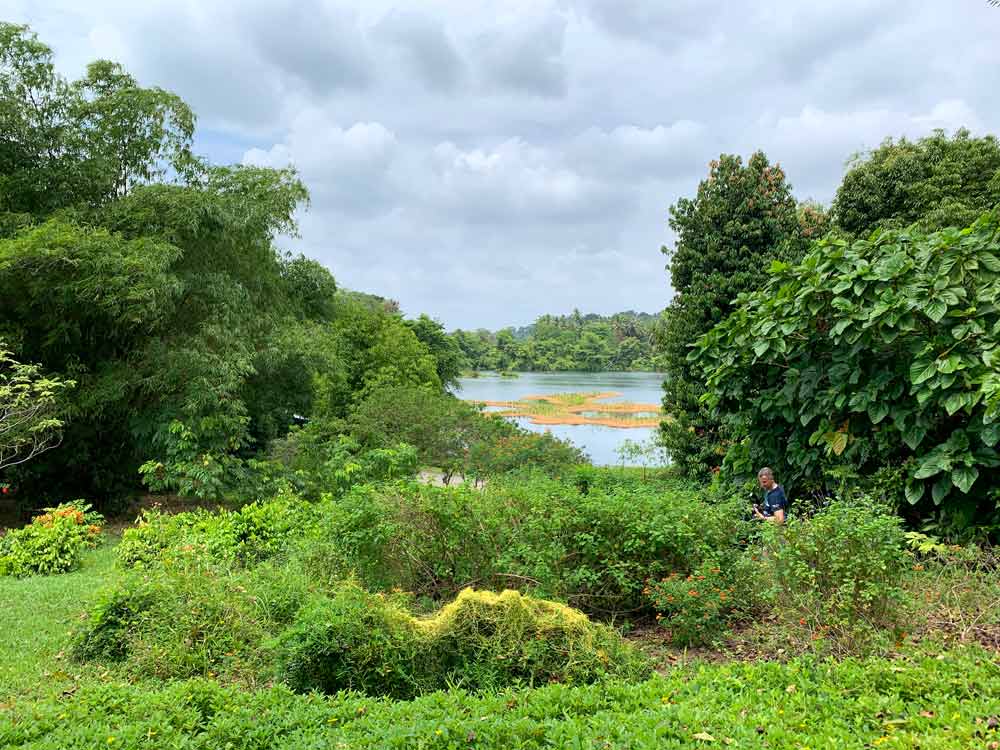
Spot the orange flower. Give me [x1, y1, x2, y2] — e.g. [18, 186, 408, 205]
[688, 590, 699, 597]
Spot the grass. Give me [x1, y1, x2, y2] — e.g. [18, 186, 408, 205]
[471, 391, 663, 428]
[0, 541, 124, 701]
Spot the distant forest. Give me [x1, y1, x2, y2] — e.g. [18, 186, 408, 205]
[451, 310, 665, 372]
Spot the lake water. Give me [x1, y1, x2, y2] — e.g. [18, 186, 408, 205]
[453, 371, 665, 466]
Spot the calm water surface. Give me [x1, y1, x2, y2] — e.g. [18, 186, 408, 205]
[453, 371, 665, 466]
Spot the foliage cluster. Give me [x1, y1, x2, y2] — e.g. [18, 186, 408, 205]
[0, 24, 449, 509]
[248, 431, 419, 502]
[304, 474, 745, 616]
[695, 210, 1000, 534]
[116, 496, 313, 569]
[341, 384, 585, 482]
[453, 309, 665, 373]
[73, 549, 645, 696]
[659, 152, 816, 478]
[762, 503, 910, 643]
[0, 500, 103, 576]
[6, 648, 999, 749]
[276, 585, 648, 698]
[832, 128, 1000, 237]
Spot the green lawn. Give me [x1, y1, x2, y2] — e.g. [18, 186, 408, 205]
[0, 542, 122, 701]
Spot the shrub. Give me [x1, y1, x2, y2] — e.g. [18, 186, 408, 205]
[250, 429, 419, 502]
[695, 210, 1000, 534]
[0, 501, 103, 576]
[72, 551, 314, 680]
[274, 585, 648, 698]
[762, 502, 910, 638]
[116, 496, 315, 569]
[645, 553, 762, 647]
[305, 474, 747, 616]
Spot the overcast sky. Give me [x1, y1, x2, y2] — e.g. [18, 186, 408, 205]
[10, 1, 1000, 329]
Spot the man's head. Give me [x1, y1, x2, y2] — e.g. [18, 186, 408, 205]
[757, 467, 776, 490]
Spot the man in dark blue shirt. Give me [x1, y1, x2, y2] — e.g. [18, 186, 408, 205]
[753, 467, 787, 524]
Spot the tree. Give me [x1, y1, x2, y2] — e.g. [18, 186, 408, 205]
[405, 314, 464, 390]
[659, 152, 806, 478]
[832, 129, 1000, 237]
[0, 344, 73, 470]
[694, 210, 1000, 536]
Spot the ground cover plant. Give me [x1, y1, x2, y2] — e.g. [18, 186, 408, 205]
[2, 647, 998, 749]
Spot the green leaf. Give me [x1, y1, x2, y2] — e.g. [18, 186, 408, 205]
[943, 392, 966, 416]
[931, 475, 951, 504]
[905, 480, 925, 505]
[868, 402, 889, 424]
[752, 341, 769, 357]
[769, 260, 790, 273]
[909, 360, 936, 385]
[981, 422, 1000, 448]
[979, 252, 1000, 272]
[923, 300, 948, 323]
[914, 454, 948, 479]
[951, 465, 979, 494]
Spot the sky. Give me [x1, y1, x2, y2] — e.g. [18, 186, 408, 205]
[9, 1, 1000, 329]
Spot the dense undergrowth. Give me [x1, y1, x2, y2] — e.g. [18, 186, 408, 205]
[2, 648, 997, 749]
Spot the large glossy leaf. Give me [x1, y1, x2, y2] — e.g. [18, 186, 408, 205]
[931, 474, 951, 504]
[868, 402, 889, 424]
[909, 360, 936, 385]
[923, 300, 948, 323]
[905, 480, 924, 505]
[951, 465, 979, 494]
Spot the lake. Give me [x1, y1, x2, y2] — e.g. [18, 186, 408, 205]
[453, 371, 665, 466]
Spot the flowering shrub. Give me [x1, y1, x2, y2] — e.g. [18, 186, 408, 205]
[645, 558, 749, 646]
[0, 501, 104, 576]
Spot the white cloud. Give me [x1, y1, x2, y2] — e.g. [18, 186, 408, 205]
[9, 0, 1000, 327]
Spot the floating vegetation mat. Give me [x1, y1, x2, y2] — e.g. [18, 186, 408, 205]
[469, 391, 663, 428]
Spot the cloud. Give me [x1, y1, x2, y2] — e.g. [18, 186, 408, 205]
[373, 10, 464, 92]
[242, 0, 373, 94]
[9, 0, 1000, 328]
[474, 16, 569, 98]
[244, 113, 399, 216]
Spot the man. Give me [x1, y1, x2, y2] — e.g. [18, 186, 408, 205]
[753, 467, 786, 524]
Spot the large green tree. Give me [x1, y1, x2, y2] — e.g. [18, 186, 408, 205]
[695, 210, 1000, 536]
[659, 152, 806, 478]
[832, 129, 1000, 237]
[0, 24, 447, 505]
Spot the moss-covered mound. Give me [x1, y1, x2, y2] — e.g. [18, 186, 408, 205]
[275, 585, 649, 698]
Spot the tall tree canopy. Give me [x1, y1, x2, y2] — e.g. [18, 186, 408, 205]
[832, 129, 1000, 237]
[659, 152, 809, 478]
[0, 24, 444, 507]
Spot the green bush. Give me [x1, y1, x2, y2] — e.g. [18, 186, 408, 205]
[695, 210, 1000, 534]
[72, 551, 313, 680]
[763, 502, 910, 638]
[0, 501, 104, 577]
[306, 474, 747, 615]
[274, 585, 648, 699]
[116, 496, 315, 569]
[645, 553, 762, 647]
[249, 430, 419, 502]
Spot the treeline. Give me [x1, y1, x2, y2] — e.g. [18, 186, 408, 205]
[0, 24, 576, 512]
[452, 310, 665, 373]
[661, 130, 1000, 538]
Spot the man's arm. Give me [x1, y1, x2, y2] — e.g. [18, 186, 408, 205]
[771, 508, 785, 524]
